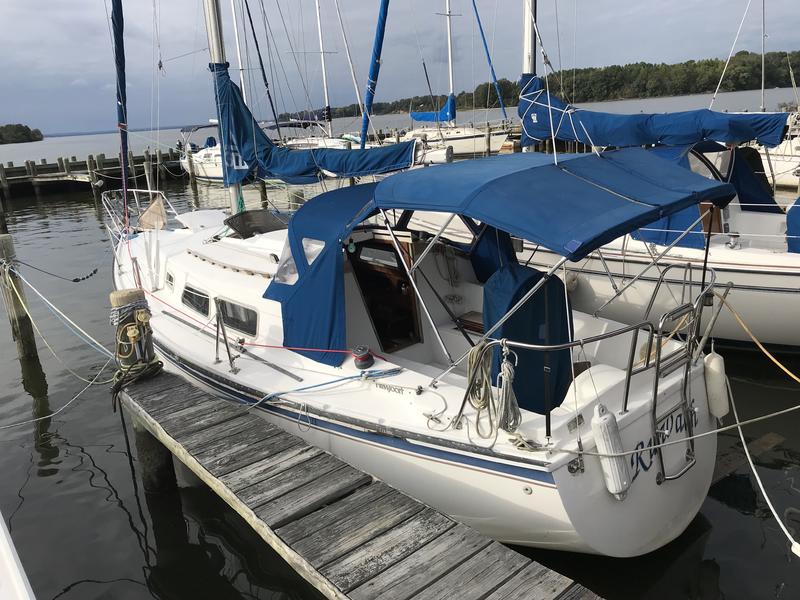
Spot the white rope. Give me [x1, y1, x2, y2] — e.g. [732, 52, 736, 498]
[728, 377, 800, 557]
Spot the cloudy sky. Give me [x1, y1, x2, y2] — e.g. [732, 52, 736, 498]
[0, 0, 795, 134]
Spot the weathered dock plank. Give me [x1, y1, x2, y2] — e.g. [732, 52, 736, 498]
[119, 372, 601, 600]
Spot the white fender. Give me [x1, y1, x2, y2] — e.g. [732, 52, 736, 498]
[704, 351, 729, 419]
[591, 403, 631, 500]
[565, 271, 580, 293]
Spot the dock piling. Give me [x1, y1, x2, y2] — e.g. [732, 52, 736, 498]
[131, 416, 177, 493]
[0, 164, 9, 196]
[185, 146, 197, 187]
[0, 234, 39, 360]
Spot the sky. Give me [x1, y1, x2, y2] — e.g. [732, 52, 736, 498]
[0, 0, 796, 134]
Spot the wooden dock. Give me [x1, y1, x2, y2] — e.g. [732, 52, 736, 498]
[0, 149, 183, 197]
[119, 372, 602, 600]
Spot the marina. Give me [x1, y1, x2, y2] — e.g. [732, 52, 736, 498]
[2, 0, 800, 598]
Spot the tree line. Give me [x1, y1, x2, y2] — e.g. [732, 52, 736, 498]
[0, 124, 44, 145]
[282, 50, 798, 120]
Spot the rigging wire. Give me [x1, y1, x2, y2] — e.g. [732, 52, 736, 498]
[273, 0, 316, 114]
[710, 0, 753, 109]
[242, 0, 283, 137]
[552, 0, 565, 97]
[0, 359, 113, 431]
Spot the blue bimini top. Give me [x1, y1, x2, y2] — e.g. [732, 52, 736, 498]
[265, 148, 736, 365]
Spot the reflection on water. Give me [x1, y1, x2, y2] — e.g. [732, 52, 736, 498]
[0, 180, 799, 599]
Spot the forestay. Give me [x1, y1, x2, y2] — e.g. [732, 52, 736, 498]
[265, 148, 736, 366]
[518, 75, 790, 149]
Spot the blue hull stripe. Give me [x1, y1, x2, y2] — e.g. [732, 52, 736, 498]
[157, 345, 557, 486]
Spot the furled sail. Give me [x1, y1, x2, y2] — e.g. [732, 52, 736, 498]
[211, 62, 416, 185]
[517, 74, 789, 149]
[410, 93, 457, 123]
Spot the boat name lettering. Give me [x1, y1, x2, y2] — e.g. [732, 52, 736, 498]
[630, 405, 698, 482]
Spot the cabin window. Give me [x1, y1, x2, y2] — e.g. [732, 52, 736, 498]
[166, 271, 174, 290]
[218, 300, 258, 337]
[302, 238, 325, 266]
[182, 285, 209, 315]
[274, 242, 299, 285]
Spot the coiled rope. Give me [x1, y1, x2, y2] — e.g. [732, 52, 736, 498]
[459, 341, 521, 440]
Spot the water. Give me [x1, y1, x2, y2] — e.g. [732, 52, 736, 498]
[0, 183, 323, 600]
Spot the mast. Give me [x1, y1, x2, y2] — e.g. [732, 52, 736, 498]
[522, 0, 537, 75]
[360, 0, 390, 149]
[229, 0, 248, 105]
[445, 0, 454, 97]
[315, 0, 333, 137]
[760, 0, 765, 112]
[110, 0, 129, 196]
[204, 0, 242, 214]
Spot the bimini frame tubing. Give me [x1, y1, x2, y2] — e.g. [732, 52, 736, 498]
[593, 209, 710, 315]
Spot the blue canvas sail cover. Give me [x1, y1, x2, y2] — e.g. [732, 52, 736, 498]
[265, 148, 735, 365]
[210, 63, 416, 185]
[410, 94, 457, 122]
[518, 74, 790, 149]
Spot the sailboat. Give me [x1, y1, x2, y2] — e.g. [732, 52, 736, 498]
[181, 0, 416, 183]
[517, 70, 800, 347]
[106, 0, 740, 557]
[399, 0, 509, 157]
[761, 114, 800, 188]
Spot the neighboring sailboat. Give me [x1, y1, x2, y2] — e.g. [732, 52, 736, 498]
[399, 0, 509, 157]
[516, 72, 800, 347]
[760, 112, 800, 188]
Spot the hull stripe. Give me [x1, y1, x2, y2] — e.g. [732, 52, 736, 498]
[155, 342, 557, 487]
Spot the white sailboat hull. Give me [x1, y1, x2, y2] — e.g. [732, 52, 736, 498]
[760, 137, 800, 189]
[403, 127, 509, 157]
[151, 331, 715, 557]
[526, 240, 800, 347]
[180, 146, 224, 183]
